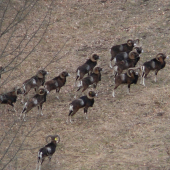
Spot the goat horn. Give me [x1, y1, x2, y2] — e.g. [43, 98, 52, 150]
[127, 68, 134, 77]
[38, 86, 45, 95]
[90, 54, 97, 62]
[129, 51, 136, 59]
[127, 39, 133, 46]
[46, 135, 60, 143]
[155, 53, 163, 61]
[37, 72, 43, 78]
[46, 135, 53, 143]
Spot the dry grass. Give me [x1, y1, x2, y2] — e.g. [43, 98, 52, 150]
[1, 0, 170, 169]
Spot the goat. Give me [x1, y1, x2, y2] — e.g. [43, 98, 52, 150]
[21, 86, 47, 121]
[113, 46, 143, 65]
[0, 87, 23, 112]
[112, 67, 140, 97]
[44, 71, 70, 99]
[21, 69, 48, 103]
[110, 39, 139, 68]
[75, 54, 100, 86]
[36, 135, 60, 170]
[140, 53, 167, 86]
[68, 91, 97, 123]
[112, 49, 141, 77]
[77, 67, 102, 92]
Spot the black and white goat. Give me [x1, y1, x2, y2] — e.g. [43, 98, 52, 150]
[77, 67, 102, 92]
[140, 53, 167, 86]
[112, 49, 141, 77]
[36, 135, 60, 170]
[21, 69, 48, 103]
[112, 67, 140, 97]
[113, 46, 143, 65]
[68, 91, 97, 123]
[0, 87, 23, 112]
[21, 86, 47, 121]
[75, 54, 100, 86]
[110, 39, 139, 68]
[45, 71, 70, 99]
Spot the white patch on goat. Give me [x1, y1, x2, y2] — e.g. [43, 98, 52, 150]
[77, 80, 82, 87]
[32, 78, 36, 84]
[78, 99, 84, 106]
[55, 81, 58, 87]
[125, 61, 129, 67]
[151, 61, 155, 68]
[113, 65, 118, 72]
[113, 58, 116, 63]
[32, 98, 38, 105]
[77, 69, 80, 77]
[44, 85, 50, 94]
[47, 147, 52, 153]
[120, 74, 125, 81]
[0, 95, 3, 101]
[24, 102, 27, 108]
[86, 65, 90, 71]
[69, 104, 73, 111]
[23, 84, 26, 92]
[123, 52, 128, 59]
[109, 61, 113, 68]
[119, 45, 123, 51]
[89, 76, 94, 82]
[112, 90, 115, 97]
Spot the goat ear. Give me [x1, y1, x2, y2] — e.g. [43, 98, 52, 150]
[127, 40, 133, 46]
[37, 72, 43, 78]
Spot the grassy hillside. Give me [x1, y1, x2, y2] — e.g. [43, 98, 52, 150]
[1, 0, 170, 169]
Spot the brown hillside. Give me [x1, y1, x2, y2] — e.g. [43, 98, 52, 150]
[1, 0, 170, 169]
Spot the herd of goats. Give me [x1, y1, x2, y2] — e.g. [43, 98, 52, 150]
[0, 39, 168, 169]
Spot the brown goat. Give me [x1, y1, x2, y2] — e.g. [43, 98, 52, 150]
[21, 86, 47, 121]
[68, 91, 97, 123]
[140, 53, 167, 86]
[44, 71, 70, 99]
[21, 69, 48, 103]
[75, 54, 100, 86]
[77, 67, 102, 92]
[0, 87, 23, 112]
[112, 67, 140, 97]
[110, 39, 139, 68]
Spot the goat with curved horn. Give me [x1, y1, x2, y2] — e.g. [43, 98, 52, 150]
[140, 53, 167, 86]
[110, 39, 140, 68]
[112, 67, 140, 97]
[21, 86, 47, 121]
[36, 135, 60, 170]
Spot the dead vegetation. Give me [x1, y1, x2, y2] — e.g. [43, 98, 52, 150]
[1, 0, 170, 169]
